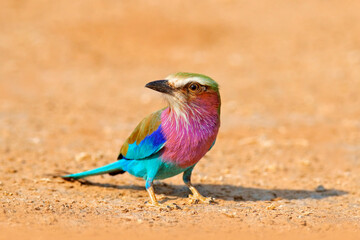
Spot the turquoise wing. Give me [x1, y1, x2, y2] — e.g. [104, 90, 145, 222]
[118, 109, 166, 160]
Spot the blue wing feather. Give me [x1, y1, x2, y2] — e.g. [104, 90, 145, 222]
[123, 124, 166, 160]
[118, 109, 166, 160]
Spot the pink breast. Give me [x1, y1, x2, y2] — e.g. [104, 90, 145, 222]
[160, 106, 220, 168]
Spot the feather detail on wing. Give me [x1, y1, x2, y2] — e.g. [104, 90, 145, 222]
[118, 109, 166, 160]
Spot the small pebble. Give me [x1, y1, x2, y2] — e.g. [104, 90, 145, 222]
[75, 152, 92, 162]
[171, 203, 181, 210]
[191, 210, 198, 215]
[266, 203, 277, 210]
[221, 209, 237, 218]
[6, 169, 17, 174]
[315, 185, 326, 192]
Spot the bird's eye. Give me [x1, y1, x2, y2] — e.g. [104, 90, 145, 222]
[188, 83, 200, 92]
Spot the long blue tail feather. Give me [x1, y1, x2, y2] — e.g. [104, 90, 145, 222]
[62, 161, 124, 180]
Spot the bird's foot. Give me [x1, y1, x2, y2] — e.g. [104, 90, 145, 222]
[188, 194, 216, 204]
[145, 201, 178, 211]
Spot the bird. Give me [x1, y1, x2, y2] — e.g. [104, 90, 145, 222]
[62, 72, 221, 206]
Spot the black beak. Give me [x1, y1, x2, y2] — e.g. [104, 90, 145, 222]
[145, 80, 174, 95]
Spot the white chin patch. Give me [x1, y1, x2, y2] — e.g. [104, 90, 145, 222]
[162, 92, 189, 122]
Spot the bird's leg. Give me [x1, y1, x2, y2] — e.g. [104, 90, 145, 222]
[145, 180, 160, 206]
[183, 166, 214, 204]
[145, 180, 175, 209]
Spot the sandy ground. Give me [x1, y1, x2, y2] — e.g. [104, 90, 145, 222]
[1, 0, 360, 239]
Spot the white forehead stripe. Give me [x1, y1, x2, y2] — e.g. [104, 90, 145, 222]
[166, 76, 209, 88]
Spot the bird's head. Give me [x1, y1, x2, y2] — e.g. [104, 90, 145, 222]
[146, 72, 221, 116]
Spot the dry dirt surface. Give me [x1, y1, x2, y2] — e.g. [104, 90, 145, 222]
[1, 1, 360, 239]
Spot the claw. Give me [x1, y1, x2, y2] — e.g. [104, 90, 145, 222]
[187, 185, 216, 204]
[188, 194, 216, 204]
[145, 201, 174, 210]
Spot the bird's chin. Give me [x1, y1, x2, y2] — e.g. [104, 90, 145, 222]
[162, 93, 186, 109]
[162, 93, 174, 104]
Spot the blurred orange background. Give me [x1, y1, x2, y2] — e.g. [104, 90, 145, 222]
[1, 1, 360, 239]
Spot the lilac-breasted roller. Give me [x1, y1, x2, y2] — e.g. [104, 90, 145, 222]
[62, 72, 221, 206]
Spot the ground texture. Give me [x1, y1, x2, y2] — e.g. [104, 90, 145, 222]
[1, 1, 360, 239]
